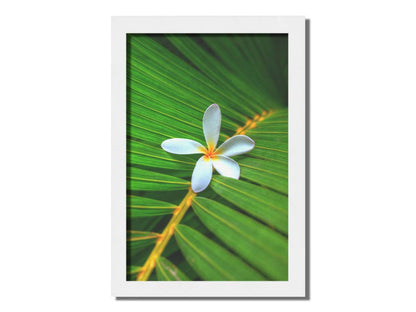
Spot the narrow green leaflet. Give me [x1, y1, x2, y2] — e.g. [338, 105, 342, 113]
[247, 148, 288, 164]
[129, 153, 192, 172]
[192, 197, 288, 280]
[128, 139, 196, 171]
[248, 136, 288, 153]
[128, 196, 177, 217]
[251, 122, 288, 132]
[127, 265, 141, 275]
[239, 157, 288, 177]
[250, 137, 288, 152]
[127, 265, 141, 280]
[239, 158, 288, 194]
[128, 100, 204, 136]
[127, 167, 190, 191]
[129, 112, 201, 142]
[156, 257, 190, 281]
[210, 176, 288, 234]
[127, 230, 159, 251]
[175, 225, 266, 281]
[247, 124, 287, 153]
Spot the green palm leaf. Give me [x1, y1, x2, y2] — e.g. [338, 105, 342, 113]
[128, 167, 190, 191]
[192, 197, 288, 280]
[128, 196, 177, 217]
[156, 257, 190, 281]
[127, 231, 160, 250]
[210, 177, 288, 233]
[175, 225, 266, 281]
[239, 157, 288, 193]
[126, 34, 288, 281]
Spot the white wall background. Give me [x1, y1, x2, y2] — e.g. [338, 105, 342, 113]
[1, 1, 415, 311]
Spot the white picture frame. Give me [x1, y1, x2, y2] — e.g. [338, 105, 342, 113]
[112, 16, 306, 298]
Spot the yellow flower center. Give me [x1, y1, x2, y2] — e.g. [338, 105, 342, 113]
[202, 146, 217, 160]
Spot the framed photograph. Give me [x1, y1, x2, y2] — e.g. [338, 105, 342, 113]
[112, 16, 305, 297]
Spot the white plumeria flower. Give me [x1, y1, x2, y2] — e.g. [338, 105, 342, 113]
[161, 104, 255, 193]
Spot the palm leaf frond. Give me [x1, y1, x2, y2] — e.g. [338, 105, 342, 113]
[127, 34, 288, 281]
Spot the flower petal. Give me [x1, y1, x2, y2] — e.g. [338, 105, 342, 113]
[161, 138, 205, 155]
[216, 135, 255, 157]
[212, 155, 240, 179]
[203, 103, 221, 149]
[191, 156, 213, 193]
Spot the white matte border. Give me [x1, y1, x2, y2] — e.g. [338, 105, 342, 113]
[112, 16, 305, 297]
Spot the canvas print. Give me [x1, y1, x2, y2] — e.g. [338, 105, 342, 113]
[126, 34, 288, 281]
